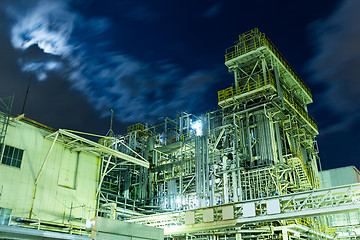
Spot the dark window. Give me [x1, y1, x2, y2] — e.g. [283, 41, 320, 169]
[1, 145, 24, 168]
[0, 207, 12, 225]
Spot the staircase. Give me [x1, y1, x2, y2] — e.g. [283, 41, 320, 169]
[289, 155, 312, 190]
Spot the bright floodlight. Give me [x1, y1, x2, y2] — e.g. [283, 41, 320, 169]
[191, 120, 203, 136]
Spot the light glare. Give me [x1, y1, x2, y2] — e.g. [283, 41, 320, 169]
[191, 120, 202, 136]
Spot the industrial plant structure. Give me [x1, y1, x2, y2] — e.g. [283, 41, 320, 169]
[1, 29, 360, 240]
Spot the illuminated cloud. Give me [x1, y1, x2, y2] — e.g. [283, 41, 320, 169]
[9, 1, 75, 56]
[204, 3, 222, 18]
[6, 0, 221, 123]
[20, 60, 62, 81]
[307, 0, 360, 134]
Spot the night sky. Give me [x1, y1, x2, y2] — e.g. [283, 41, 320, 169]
[0, 0, 359, 171]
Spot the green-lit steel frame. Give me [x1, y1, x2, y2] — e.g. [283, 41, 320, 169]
[127, 183, 360, 238]
[0, 95, 14, 161]
[95, 29, 332, 239]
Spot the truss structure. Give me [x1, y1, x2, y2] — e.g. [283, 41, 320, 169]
[22, 28, 348, 240]
[44, 129, 150, 219]
[127, 183, 360, 238]
[84, 29, 338, 239]
[0, 95, 13, 160]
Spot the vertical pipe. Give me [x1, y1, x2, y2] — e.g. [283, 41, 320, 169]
[165, 118, 167, 145]
[210, 171, 215, 206]
[261, 58, 267, 83]
[257, 113, 264, 165]
[233, 114, 241, 201]
[274, 66, 284, 109]
[195, 136, 203, 206]
[232, 170, 238, 202]
[179, 146, 183, 203]
[275, 122, 283, 164]
[180, 112, 183, 135]
[246, 112, 253, 167]
[234, 68, 239, 92]
[204, 137, 210, 204]
[187, 116, 190, 137]
[202, 137, 206, 207]
[265, 112, 275, 165]
[282, 228, 288, 240]
[222, 155, 229, 203]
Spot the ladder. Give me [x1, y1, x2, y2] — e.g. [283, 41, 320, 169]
[289, 156, 312, 190]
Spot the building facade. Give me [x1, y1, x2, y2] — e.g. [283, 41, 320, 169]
[0, 115, 99, 231]
[1, 29, 360, 239]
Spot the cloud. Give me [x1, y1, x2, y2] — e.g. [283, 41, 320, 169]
[204, 3, 222, 18]
[9, 1, 75, 56]
[307, 0, 360, 135]
[6, 0, 222, 124]
[20, 60, 62, 81]
[124, 5, 160, 22]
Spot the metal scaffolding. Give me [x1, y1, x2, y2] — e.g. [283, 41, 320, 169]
[127, 183, 360, 238]
[0, 95, 14, 161]
[95, 29, 335, 239]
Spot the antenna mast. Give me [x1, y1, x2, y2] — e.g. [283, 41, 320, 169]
[21, 74, 32, 114]
[106, 108, 114, 137]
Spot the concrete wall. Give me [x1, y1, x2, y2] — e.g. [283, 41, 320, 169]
[0, 118, 100, 223]
[93, 217, 164, 240]
[320, 166, 360, 189]
[319, 166, 360, 230]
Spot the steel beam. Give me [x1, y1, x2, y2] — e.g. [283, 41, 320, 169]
[55, 129, 149, 168]
[127, 184, 360, 235]
[0, 225, 91, 240]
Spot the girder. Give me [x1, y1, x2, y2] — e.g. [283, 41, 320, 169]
[127, 183, 360, 236]
[45, 129, 149, 168]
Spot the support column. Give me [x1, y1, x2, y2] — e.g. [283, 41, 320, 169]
[232, 170, 238, 202]
[233, 114, 242, 201]
[282, 227, 288, 240]
[268, 112, 278, 164]
[234, 68, 239, 92]
[222, 155, 229, 203]
[274, 66, 284, 109]
[246, 112, 253, 167]
[261, 57, 267, 81]
[236, 233, 242, 240]
[29, 132, 59, 219]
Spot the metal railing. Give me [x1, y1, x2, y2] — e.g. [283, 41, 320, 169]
[281, 87, 318, 132]
[218, 71, 276, 102]
[287, 152, 313, 190]
[225, 28, 312, 100]
[127, 123, 145, 133]
[296, 218, 336, 236]
[217, 71, 318, 133]
[127, 183, 360, 236]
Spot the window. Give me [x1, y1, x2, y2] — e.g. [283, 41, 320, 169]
[1, 145, 24, 168]
[0, 207, 12, 225]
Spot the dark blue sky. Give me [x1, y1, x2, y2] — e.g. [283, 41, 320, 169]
[0, 0, 359, 170]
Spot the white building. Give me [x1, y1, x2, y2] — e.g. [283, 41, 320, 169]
[0, 115, 99, 229]
[320, 166, 360, 189]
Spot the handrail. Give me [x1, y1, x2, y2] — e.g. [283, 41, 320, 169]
[287, 152, 313, 189]
[217, 71, 318, 133]
[296, 218, 336, 236]
[127, 123, 145, 133]
[281, 87, 318, 132]
[218, 71, 275, 102]
[225, 28, 312, 100]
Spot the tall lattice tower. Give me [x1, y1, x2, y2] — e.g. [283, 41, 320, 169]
[217, 28, 320, 198]
[96, 29, 322, 219]
[118, 29, 332, 240]
[0, 96, 14, 160]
